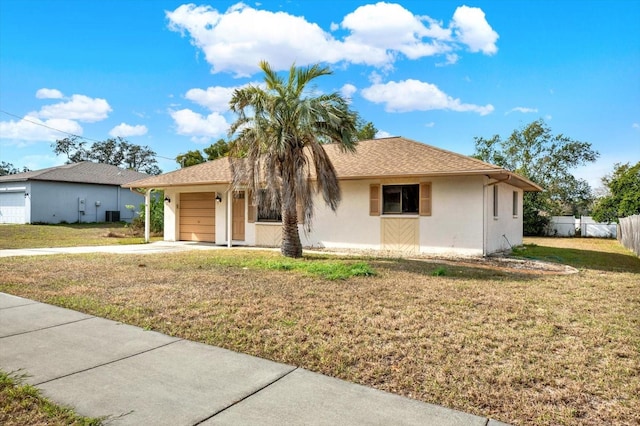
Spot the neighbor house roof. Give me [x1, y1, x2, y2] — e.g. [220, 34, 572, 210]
[0, 162, 150, 186]
[124, 137, 542, 191]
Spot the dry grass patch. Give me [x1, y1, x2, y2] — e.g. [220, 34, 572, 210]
[0, 370, 100, 426]
[1, 241, 638, 425]
[0, 223, 162, 249]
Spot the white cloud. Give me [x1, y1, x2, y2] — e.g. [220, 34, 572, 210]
[1, 90, 111, 144]
[361, 79, 494, 115]
[170, 109, 229, 142]
[38, 94, 112, 122]
[166, 2, 498, 76]
[506, 107, 538, 115]
[0, 114, 83, 143]
[424, 122, 435, 128]
[368, 71, 383, 84]
[109, 123, 148, 137]
[35, 88, 63, 99]
[632, 123, 639, 129]
[167, 3, 342, 76]
[340, 83, 357, 100]
[451, 6, 498, 55]
[436, 53, 459, 67]
[340, 2, 453, 62]
[376, 130, 392, 138]
[185, 85, 243, 112]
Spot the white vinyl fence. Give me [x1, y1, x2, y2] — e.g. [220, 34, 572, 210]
[547, 216, 617, 238]
[580, 216, 617, 238]
[618, 215, 640, 256]
[547, 216, 577, 237]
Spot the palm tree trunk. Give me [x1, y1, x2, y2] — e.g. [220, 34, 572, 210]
[281, 203, 302, 258]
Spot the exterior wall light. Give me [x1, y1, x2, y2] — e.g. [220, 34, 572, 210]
[164, 196, 171, 203]
[215, 194, 222, 203]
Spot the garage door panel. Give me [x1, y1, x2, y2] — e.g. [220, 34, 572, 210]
[181, 192, 215, 201]
[180, 216, 215, 226]
[0, 192, 26, 224]
[180, 208, 215, 217]
[179, 232, 215, 242]
[179, 192, 215, 242]
[180, 224, 215, 233]
[180, 200, 214, 209]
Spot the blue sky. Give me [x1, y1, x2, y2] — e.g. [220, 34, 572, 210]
[1, 0, 638, 189]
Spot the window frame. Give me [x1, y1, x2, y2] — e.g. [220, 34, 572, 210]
[370, 182, 431, 216]
[382, 184, 420, 215]
[493, 185, 499, 218]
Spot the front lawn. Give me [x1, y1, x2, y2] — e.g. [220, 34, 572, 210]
[0, 223, 161, 249]
[0, 239, 638, 425]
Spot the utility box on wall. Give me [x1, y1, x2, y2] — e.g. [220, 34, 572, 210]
[78, 198, 86, 212]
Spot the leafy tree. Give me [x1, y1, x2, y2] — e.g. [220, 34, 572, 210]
[0, 161, 30, 176]
[120, 142, 161, 175]
[176, 150, 205, 168]
[176, 139, 230, 168]
[229, 61, 358, 258]
[52, 137, 161, 175]
[473, 119, 599, 235]
[592, 162, 640, 223]
[204, 139, 230, 160]
[356, 119, 377, 141]
[52, 136, 89, 163]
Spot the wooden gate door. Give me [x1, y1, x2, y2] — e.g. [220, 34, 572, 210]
[232, 191, 245, 241]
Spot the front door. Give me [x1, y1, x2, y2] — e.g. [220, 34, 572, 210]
[232, 191, 245, 241]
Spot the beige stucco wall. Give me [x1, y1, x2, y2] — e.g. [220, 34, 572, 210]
[162, 177, 524, 255]
[298, 176, 488, 255]
[485, 182, 524, 254]
[419, 176, 484, 255]
[300, 179, 382, 250]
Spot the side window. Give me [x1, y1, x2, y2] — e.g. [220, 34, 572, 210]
[370, 183, 431, 216]
[382, 184, 419, 214]
[512, 191, 518, 217]
[493, 185, 499, 218]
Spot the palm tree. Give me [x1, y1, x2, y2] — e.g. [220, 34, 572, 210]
[228, 61, 358, 258]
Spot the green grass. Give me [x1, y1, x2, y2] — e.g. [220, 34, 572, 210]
[0, 370, 102, 426]
[514, 237, 640, 272]
[247, 258, 376, 280]
[0, 223, 162, 249]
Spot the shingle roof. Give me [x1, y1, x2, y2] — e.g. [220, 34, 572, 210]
[124, 137, 542, 191]
[0, 162, 150, 186]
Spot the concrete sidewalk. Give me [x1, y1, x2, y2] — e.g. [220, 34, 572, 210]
[0, 241, 226, 258]
[0, 293, 509, 425]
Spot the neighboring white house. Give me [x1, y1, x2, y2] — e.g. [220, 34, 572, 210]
[124, 137, 542, 256]
[0, 162, 149, 224]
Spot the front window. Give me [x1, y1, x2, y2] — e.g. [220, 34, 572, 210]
[258, 205, 282, 222]
[383, 184, 419, 214]
[257, 190, 282, 222]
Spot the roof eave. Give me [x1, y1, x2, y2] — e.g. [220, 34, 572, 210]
[122, 180, 231, 189]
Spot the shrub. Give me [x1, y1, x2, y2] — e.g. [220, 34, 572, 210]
[131, 192, 164, 234]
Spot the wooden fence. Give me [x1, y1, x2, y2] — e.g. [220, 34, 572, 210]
[618, 215, 640, 256]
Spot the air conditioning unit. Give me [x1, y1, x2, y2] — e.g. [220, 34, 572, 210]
[105, 211, 120, 222]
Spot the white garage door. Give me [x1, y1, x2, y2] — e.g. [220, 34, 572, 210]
[0, 192, 26, 224]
